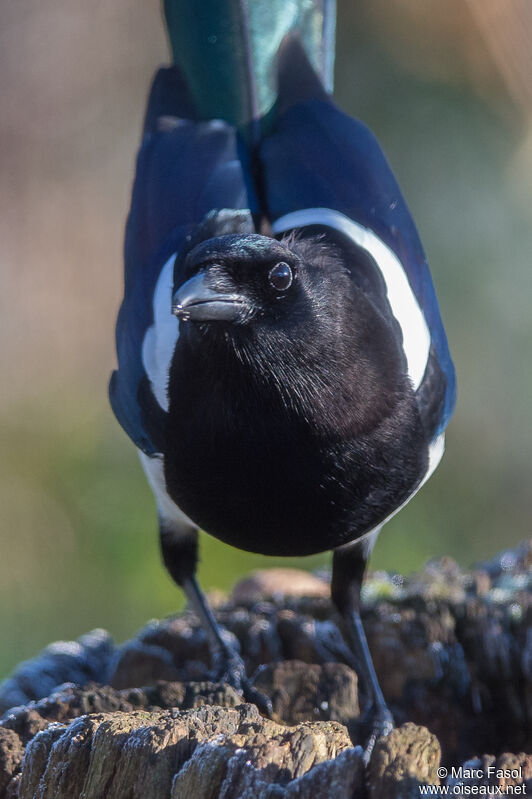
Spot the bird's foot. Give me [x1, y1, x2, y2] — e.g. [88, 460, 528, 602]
[211, 648, 273, 717]
[313, 619, 360, 669]
[360, 704, 394, 764]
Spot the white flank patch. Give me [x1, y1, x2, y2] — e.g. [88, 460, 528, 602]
[138, 449, 195, 530]
[354, 432, 446, 547]
[423, 432, 446, 486]
[141, 255, 179, 412]
[272, 208, 431, 390]
[382, 432, 446, 523]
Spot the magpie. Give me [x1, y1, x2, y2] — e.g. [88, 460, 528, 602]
[110, 7, 455, 754]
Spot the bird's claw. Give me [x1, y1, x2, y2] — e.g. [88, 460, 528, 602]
[210, 650, 273, 717]
[241, 681, 274, 717]
[361, 705, 394, 764]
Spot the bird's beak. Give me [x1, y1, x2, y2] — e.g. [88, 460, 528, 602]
[172, 271, 249, 322]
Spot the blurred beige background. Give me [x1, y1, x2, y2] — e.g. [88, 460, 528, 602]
[1, 1, 531, 678]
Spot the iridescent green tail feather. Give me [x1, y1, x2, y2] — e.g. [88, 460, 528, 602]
[163, 0, 336, 130]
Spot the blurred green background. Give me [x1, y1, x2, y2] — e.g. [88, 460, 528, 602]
[1, 0, 531, 680]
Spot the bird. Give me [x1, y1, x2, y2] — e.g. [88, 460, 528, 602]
[109, 0, 456, 755]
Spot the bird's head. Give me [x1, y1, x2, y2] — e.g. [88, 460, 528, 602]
[172, 232, 351, 334]
[170, 231, 410, 432]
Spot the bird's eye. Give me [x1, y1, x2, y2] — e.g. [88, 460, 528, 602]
[268, 262, 293, 292]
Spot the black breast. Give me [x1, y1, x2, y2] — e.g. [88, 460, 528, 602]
[163, 329, 428, 556]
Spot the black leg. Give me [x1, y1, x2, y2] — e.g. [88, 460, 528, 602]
[159, 520, 272, 715]
[331, 529, 393, 760]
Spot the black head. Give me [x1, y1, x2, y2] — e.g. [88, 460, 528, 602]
[172, 232, 351, 334]
[170, 230, 412, 436]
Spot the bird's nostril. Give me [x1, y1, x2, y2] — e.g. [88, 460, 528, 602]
[173, 304, 190, 321]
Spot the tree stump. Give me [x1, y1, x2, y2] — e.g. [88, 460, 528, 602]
[1, 541, 532, 797]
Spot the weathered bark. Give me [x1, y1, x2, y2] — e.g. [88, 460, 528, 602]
[15, 704, 361, 799]
[1, 541, 532, 797]
[0, 729, 23, 797]
[367, 723, 441, 798]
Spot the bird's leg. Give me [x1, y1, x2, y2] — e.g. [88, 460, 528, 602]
[159, 522, 272, 715]
[331, 530, 393, 761]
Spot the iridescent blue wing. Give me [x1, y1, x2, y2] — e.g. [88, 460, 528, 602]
[259, 43, 456, 437]
[110, 69, 252, 454]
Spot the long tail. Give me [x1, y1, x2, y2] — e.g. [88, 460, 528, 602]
[163, 0, 336, 137]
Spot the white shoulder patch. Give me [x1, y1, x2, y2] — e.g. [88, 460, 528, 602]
[272, 208, 431, 390]
[141, 255, 179, 412]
